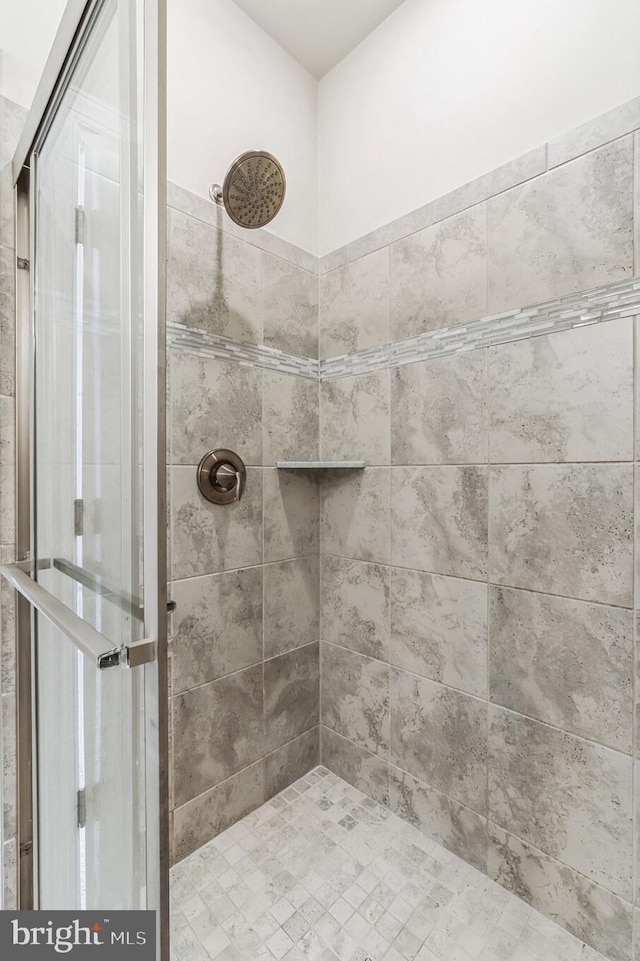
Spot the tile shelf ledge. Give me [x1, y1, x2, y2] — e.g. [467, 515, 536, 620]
[276, 461, 366, 470]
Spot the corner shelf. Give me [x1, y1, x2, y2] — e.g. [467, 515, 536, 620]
[276, 461, 365, 470]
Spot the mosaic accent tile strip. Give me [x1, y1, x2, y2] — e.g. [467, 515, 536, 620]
[169, 275, 640, 385]
[170, 767, 610, 961]
[320, 275, 640, 381]
[168, 322, 319, 380]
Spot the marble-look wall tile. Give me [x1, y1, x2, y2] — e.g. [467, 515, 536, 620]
[321, 555, 389, 661]
[263, 372, 318, 465]
[390, 669, 487, 814]
[264, 642, 320, 752]
[319, 248, 389, 360]
[635, 760, 640, 905]
[173, 761, 265, 863]
[390, 569, 487, 698]
[487, 138, 634, 314]
[320, 727, 390, 807]
[170, 568, 263, 694]
[389, 205, 487, 341]
[0, 244, 16, 397]
[0, 166, 14, 252]
[320, 371, 390, 465]
[391, 351, 487, 465]
[169, 352, 263, 466]
[0, 395, 15, 466]
[489, 464, 633, 607]
[170, 465, 262, 578]
[172, 664, 263, 805]
[391, 466, 488, 579]
[1, 465, 15, 545]
[262, 253, 318, 359]
[488, 824, 633, 961]
[321, 643, 389, 756]
[0, 97, 26, 168]
[635, 133, 640, 277]
[264, 556, 319, 658]
[0, 545, 16, 695]
[167, 183, 317, 272]
[389, 766, 487, 872]
[167, 207, 262, 344]
[489, 586, 632, 753]
[3, 838, 17, 909]
[321, 468, 390, 564]
[488, 318, 633, 463]
[263, 469, 319, 562]
[264, 727, 320, 798]
[346, 148, 546, 267]
[488, 707, 633, 898]
[1, 98, 26, 252]
[2, 692, 16, 841]
[637, 318, 640, 457]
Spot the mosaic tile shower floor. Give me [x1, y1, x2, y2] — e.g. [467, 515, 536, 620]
[170, 767, 607, 961]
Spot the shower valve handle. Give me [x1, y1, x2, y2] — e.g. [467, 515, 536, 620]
[196, 449, 246, 505]
[214, 462, 243, 502]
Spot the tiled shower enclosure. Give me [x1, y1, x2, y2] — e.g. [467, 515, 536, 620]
[166, 97, 640, 961]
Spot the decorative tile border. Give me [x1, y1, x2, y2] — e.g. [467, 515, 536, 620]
[167, 322, 319, 380]
[169, 274, 640, 383]
[320, 275, 640, 380]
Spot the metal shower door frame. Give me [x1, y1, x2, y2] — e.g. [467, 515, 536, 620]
[10, 0, 169, 956]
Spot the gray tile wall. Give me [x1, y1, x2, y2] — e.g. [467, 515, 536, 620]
[316, 112, 640, 961]
[318, 312, 638, 961]
[166, 199, 321, 863]
[0, 93, 26, 910]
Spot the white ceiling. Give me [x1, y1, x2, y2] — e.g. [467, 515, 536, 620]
[231, 0, 408, 79]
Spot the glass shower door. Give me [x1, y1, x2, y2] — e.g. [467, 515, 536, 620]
[2, 0, 167, 940]
[32, 0, 147, 908]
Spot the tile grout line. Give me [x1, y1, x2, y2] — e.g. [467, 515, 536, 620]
[317, 729, 637, 914]
[320, 637, 635, 761]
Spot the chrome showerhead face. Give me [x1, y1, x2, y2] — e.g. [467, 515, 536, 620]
[210, 150, 286, 228]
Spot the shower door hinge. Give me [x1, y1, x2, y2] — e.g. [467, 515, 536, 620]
[16, 257, 29, 270]
[74, 499, 84, 537]
[77, 788, 87, 829]
[74, 205, 85, 246]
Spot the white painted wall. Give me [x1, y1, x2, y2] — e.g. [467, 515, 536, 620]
[0, 0, 67, 107]
[167, 0, 318, 253]
[318, 0, 640, 254]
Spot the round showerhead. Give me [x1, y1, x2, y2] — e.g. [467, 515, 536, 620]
[209, 150, 286, 229]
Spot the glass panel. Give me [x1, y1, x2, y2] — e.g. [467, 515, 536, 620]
[32, 0, 147, 909]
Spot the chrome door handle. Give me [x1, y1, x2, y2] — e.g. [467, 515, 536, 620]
[0, 563, 156, 670]
[196, 449, 246, 505]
